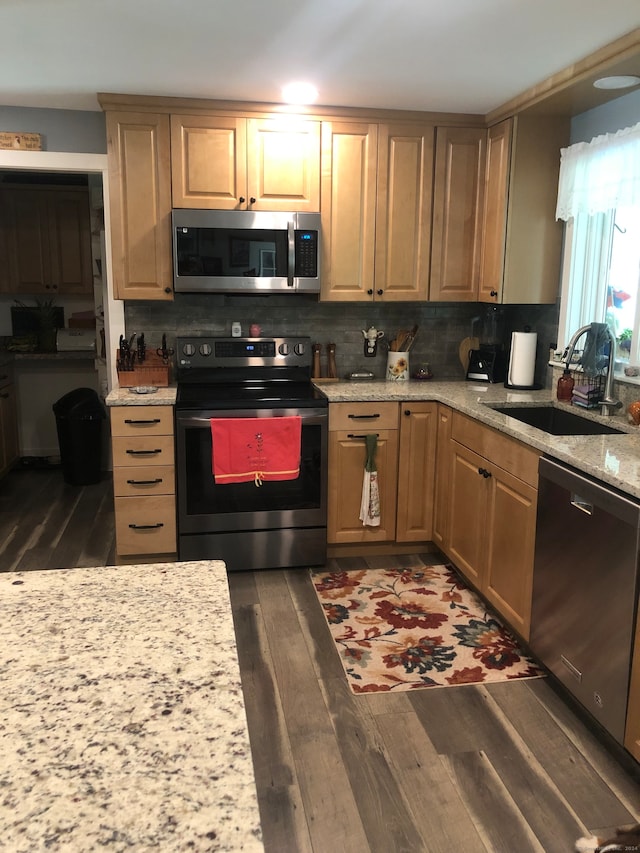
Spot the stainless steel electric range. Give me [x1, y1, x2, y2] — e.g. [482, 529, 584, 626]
[174, 336, 328, 571]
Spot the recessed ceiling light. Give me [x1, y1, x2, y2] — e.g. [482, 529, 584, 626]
[281, 82, 318, 105]
[593, 75, 640, 90]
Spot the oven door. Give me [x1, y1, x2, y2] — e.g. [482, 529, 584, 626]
[175, 406, 327, 570]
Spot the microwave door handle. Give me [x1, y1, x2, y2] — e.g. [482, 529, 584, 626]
[287, 220, 295, 288]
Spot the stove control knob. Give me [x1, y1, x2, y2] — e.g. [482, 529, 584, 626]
[278, 342, 290, 355]
[182, 343, 196, 357]
[294, 342, 306, 356]
[199, 343, 212, 356]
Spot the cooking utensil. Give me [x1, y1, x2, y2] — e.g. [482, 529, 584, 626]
[458, 335, 480, 371]
[156, 333, 175, 364]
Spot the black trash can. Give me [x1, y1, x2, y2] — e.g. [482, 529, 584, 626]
[53, 388, 106, 485]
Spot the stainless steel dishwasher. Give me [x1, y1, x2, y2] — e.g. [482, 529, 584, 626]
[530, 456, 640, 744]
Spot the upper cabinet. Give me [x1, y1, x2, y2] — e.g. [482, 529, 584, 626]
[478, 114, 570, 304]
[104, 111, 173, 301]
[429, 126, 486, 302]
[171, 114, 320, 211]
[0, 186, 92, 296]
[321, 120, 434, 302]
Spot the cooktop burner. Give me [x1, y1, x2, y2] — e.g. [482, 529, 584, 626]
[175, 335, 327, 410]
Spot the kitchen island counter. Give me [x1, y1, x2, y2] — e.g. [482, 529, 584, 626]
[0, 560, 263, 852]
[318, 379, 640, 500]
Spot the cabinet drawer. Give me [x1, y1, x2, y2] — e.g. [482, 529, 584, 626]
[114, 495, 176, 555]
[451, 411, 540, 488]
[113, 465, 175, 497]
[112, 434, 175, 467]
[110, 405, 174, 436]
[329, 402, 398, 432]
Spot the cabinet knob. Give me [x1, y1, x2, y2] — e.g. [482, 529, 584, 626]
[377, 289, 383, 296]
[367, 289, 373, 296]
[490, 290, 498, 298]
[239, 197, 245, 204]
[404, 409, 411, 416]
[164, 286, 172, 294]
[478, 467, 492, 478]
[249, 197, 256, 205]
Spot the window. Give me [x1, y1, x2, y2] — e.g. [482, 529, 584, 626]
[556, 122, 640, 367]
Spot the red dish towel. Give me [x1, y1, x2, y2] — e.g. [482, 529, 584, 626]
[210, 416, 302, 486]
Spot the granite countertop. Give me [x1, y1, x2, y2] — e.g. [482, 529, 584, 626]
[106, 386, 177, 406]
[318, 379, 640, 500]
[0, 561, 263, 853]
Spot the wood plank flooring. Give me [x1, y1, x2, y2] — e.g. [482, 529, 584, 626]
[2, 468, 640, 851]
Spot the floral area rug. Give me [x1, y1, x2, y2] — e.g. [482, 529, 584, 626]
[311, 564, 545, 694]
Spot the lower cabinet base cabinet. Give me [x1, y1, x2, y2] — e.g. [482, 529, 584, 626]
[445, 412, 540, 640]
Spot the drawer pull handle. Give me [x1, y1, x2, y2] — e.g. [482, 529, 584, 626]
[126, 478, 163, 485]
[347, 433, 380, 440]
[124, 418, 161, 425]
[126, 448, 162, 456]
[348, 413, 380, 419]
[128, 522, 164, 530]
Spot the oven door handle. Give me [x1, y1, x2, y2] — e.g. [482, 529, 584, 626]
[178, 412, 327, 427]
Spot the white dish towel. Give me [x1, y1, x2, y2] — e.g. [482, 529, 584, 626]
[359, 434, 381, 527]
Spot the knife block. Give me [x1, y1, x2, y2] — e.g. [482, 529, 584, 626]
[116, 351, 171, 387]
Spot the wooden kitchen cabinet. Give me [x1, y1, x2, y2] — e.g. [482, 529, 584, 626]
[0, 186, 92, 295]
[625, 606, 640, 762]
[328, 402, 398, 543]
[478, 114, 569, 304]
[104, 110, 173, 300]
[171, 114, 321, 211]
[432, 404, 452, 551]
[430, 126, 486, 302]
[395, 402, 437, 541]
[446, 411, 540, 639]
[110, 405, 176, 557]
[321, 120, 434, 302]
[0, 371, 19, 478]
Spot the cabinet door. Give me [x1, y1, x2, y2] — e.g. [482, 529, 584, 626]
[374, 123, 434, 301]
[0, 381, 19, 476]
[105, 111, 173, 300]
[320, 121, 378, 301]
[447, 439, 487, 587]
[48, 190, 93, 294]
[247, 117, 320, 211]
[0, 188, 51, 294]
[478, 119, 512, 303]
[171, 114, 247, 209]
[432, 404, 452, 552]
[328, 429, 398, 543]
[430, 126, 486, 302]
[396, 402, 437, 541]
[483, 464, 537, 640]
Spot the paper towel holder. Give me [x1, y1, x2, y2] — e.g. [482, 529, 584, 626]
[504, 328, 543, 390]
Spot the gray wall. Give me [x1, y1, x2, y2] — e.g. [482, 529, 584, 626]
[0, 106, 106, 153]
[570, 88, 640, 143]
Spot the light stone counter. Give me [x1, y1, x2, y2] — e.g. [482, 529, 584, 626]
[317, 379, 640, 500]
[106, 386, 177, 406]
[0, 560, 263, 853]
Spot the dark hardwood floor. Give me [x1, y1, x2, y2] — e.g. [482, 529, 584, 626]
[3, 467, 640, 851]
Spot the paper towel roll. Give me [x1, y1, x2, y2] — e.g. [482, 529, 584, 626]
[508, 331, 537, 387]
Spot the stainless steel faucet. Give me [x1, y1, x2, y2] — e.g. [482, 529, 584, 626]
[564, 323, 621, 416]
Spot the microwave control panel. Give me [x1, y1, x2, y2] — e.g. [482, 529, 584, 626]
[294, 231, 318, 277]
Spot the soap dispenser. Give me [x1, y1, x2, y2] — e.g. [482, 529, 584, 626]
[557, 369, 574, 401]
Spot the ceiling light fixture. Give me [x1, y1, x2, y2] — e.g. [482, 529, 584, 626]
[281, 82, 319, 105]
[593, 75, 640, 90]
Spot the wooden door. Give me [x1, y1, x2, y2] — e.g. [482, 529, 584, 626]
[170, 114, 247, 209]
[48, 189, 93, 294]
[483, 463, 537, 640]
[105, 111, 173, 300]
[396, 402, 437, 541]
[327, 429, 398, 543]
[430, 126, 486, 302]
[478, 118, 512, 303]
[447, 439, 487, 587]
[247, 117, 320, 211]
[320, 121, 378, 301]
[374, 123, 434, 301]
[432, 404, 452, 552]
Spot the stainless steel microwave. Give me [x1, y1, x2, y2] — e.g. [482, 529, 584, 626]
[172, 209, 321, 294]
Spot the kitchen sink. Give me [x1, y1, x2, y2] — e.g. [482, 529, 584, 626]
[490, 405, 624, 435]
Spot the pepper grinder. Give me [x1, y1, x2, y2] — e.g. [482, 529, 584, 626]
[326, 343, 337, 379]
[312, 343, 322, 379]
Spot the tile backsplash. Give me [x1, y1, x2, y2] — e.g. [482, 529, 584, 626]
[125, 294, 559, 385]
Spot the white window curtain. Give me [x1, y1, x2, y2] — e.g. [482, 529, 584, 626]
[556, 121, 640, 221]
